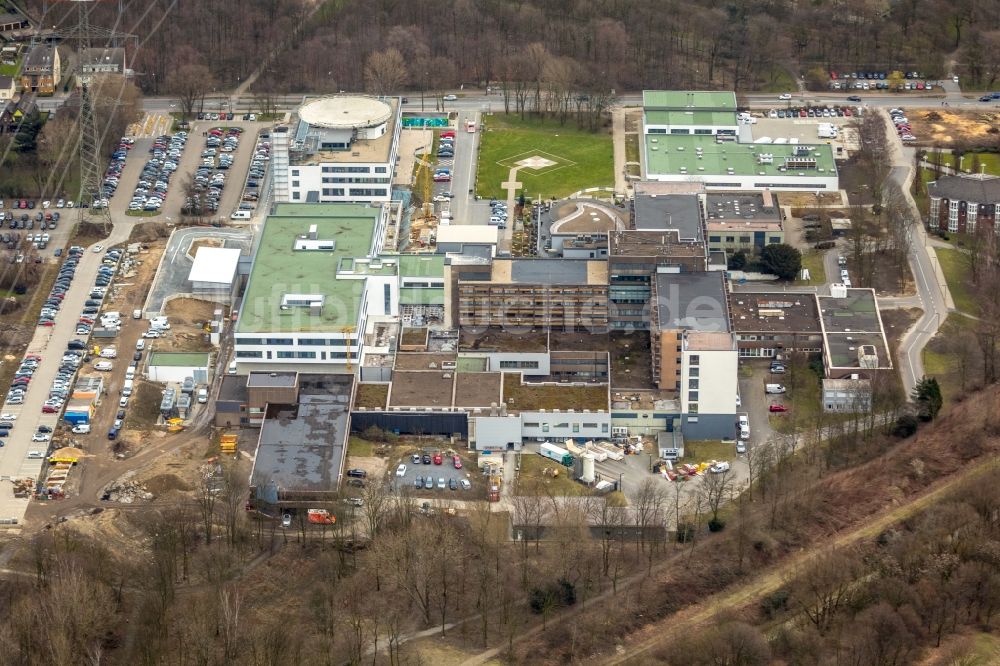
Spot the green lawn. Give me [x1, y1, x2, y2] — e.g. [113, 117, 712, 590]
[347, 436, 376, 457]
[0, 56, 22, 77]
[795, 250, 826, 285]
[476, 114, 613, 200]
[680, 440, 733, 464]
[934, 247, 978, 315]
[923, 314, 977, 403]
[515, 453, 592, 496]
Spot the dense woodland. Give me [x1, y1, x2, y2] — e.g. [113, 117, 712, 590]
[19, 0, 1000, 95]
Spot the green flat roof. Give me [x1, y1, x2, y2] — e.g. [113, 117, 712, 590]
[399, 286, 444, 306]
[643, 90, 737, 110]
[645, 134, 837, 179]
[397, 254, 445, 279]
[237, 202, 381, 334]
[149, 352, 210, 367]
[645, 109, 736, 127]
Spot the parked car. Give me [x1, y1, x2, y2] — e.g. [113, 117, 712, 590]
[769, 403, 789, 413]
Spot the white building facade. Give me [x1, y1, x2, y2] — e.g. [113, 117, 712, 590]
[680, 331, 739, 440]
[272, 95, 401, 205]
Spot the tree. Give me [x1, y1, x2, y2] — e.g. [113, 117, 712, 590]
[364, 48, 408, 97]
[728, 250, 748, 270]
[760, 243, 802, 280]
[911, 376, 943, 421]
[167, 63, 214, 120]
[804, 66, 829, 91]
[701, 467, 734, 529]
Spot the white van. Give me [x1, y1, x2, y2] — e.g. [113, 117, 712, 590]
[227, 361, 237, 375]
[132, 309, 142, 319]
[150, 316, 170, 330]
[197, 387, 208, 403]
[135, 339, 145, 351]
[71, 424, 91, 434]
[125, 366, 136, 380]
[231, 210, 251, 220]
[102, 311, 121, 321]
[122, 379, 134, 397]
[99, 347, 117, 359]
[94, 361, 113, 371]
[765, 384, 786, 394]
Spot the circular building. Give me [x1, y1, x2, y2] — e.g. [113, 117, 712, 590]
[297, 95, 393, 140]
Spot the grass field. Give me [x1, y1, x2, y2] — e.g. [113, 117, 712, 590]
[795, 250, 826, 285]
[0, 56, 22, 77]
[476, 114, 613, 200]
[935, 247, 977, 315]
[680, 440, 733, 464]
[923, 314, 978, 402]
[516, 453, 592, 496]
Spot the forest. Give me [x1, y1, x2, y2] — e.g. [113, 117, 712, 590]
[19, 0, 1000, 96]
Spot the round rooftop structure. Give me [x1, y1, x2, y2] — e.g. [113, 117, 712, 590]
[298, 95, 393, 130]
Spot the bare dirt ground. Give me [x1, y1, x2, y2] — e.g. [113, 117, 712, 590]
[188, 238, 223, 256]
[160, 297, 217, 352]
[908, 109, 1000, 145]
[165, 297, 217, 326]
[777, 192, 843, 207]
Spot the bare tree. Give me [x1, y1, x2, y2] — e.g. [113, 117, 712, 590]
[700, 467, 734, 526]
[167, 63, 215, 120]
[364, 48, 408, 97]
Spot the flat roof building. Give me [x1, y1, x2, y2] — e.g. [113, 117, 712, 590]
[233, 202, 391, 371]
[188, 246, 241, 303]
[249, 375, 353, 507]
[147, 352, 212, 384]
[818, 287, 892, 377]
[457, 259, 609, 330]
[272, 95, 401, 204]
[632, 188, 704, 242]
[642, 90, 838, 191]
[729, 292, 823, 358]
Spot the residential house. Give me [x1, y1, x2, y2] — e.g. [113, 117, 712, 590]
[20, 44, 60, 95]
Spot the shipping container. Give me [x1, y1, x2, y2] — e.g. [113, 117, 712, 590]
[539, 442, 573, 466]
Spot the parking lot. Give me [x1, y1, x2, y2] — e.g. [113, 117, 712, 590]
[388, 450, 476, 495]
[0, 200, 80, 266]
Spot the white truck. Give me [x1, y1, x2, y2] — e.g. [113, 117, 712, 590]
[817, 122, 838, 139]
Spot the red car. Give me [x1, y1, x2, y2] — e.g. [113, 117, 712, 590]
[769, 404, 788, 413]
[42, 405, 58, 413]
[433, 453, 443, 465]
[25, 354, 42, 361]
[440, 131, 456, 138]
[452, 455, 462, 469]
[39, 320, 55, 327]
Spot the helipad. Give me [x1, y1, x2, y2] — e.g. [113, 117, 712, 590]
[298, 95, 393, 130]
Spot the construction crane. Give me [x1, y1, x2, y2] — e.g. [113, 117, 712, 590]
[340, 325, 355, 373]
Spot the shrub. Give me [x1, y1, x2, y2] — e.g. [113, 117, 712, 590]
[708, 517, 726, 532]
